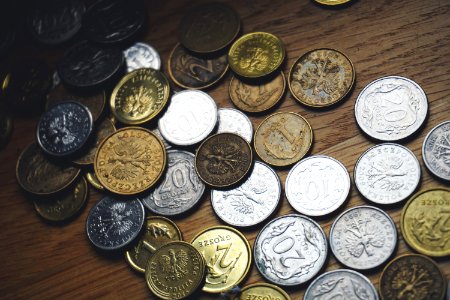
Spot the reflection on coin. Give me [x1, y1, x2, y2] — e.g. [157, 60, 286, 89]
[232, 283, 290, 300]
[217, 108, 253, 142]
[314, 0, 353, 6]
[355, 76, 428, 141]
[85, 171, 104, 191]
[422, 121, 450, 181]
[354, 143, 421, 204]
[0, 107, 13, 148]
[254, 214, 327, 286]
[286, 155, 350, 216]
[124, 42, 161, 72]
[330, 206, 397, 270]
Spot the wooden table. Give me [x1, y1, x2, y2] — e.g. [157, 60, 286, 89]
[0, 0, 449, 299]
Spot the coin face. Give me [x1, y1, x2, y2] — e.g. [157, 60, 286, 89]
[254, 112, 313, 167]
[422, 121, 450, 181]
[217, 108, 253, 143]
[401, 188, 450, 257]
[142, 150, 205, 216]
[254, 214, 327, 286]
[354, 143, 421, 204]
[232, 283, 291, 300]
[85, 171, 104, 191]
[94, 127, 166, 195]
[211, 161, 280, 227]
[285, 155, 350, 216]
[228, 32, 285, 78]
[355, 76, 428, 141]
[330, 206, 397, 270]
[124, 42, 161, 72]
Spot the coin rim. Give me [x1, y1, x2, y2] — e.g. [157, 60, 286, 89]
[232, 282, 291, 300]
[85, 171, 105, 190]
[124, 42, 162, 72]
[314, 0, 353, 6]
[217, 107, 254, 143]
[422, 121, 450, 181]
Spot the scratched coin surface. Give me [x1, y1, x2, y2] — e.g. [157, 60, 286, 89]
[217, 108, 253, 143]
[285, 155, 350, 216]
[422, 121, 450, 181]
[330, 206, 397, 270]
[232, 283, 291, 300]
[354, 143, 421, 205]
[124, 42, 161, 72]
[254, 214, 327, 286]
[254, 112, 313, 167]
[211, 161, 281, 227]
[355, 76, 428, 141]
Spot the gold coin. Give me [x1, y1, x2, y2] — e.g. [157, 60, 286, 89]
[110, 68, 170, 125]
[191, 226, 251, 293]
[228, 32, 285, 78]
[254, 112, 313, 167]
[232, 283, 291, 300]
[94, 127, 166, 195]
[85, 171, 104, 191]
[314, 0, 353, 5]
[289, 48, 355, 107]
[146, 241, 205, 300]
[401, 188, 450, 257]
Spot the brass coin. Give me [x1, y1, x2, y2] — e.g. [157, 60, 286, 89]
[94, 127, 166, 195]
[168, 43, 228, 90]
[195, 133, 253, 188]
[232, 283, 291, 300]
[146, 241, 205, 300]
[314, 0, 353, 5]
[85, 171, 104, 191]
[229, 71, 286, 113]
[254, 112, 313, 167]
[16, 142, 80, 195]
[191, 226, 251, 293]
[289, 48, 355, 107]
[110, 68, 170, 125]
[228, 32, 285, 78]
[401, 188, 450, 257]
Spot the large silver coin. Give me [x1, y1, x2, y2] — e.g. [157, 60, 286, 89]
[330, 205, 397, 270]
[142, 150, 205, 216]
[123, 42, 161, 72]
[158, 90, 218, 146]
[304, 269, 379, 300]
[422, 121, 450, 181]
[217, 107, 253, 143]
[285, 155, 350, 216]
[354, 143, 421, 204]
[211, 161, 280, 227]
[254, 214, 327, 286]
[355, 76, 428, 141]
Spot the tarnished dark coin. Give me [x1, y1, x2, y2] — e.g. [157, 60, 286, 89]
[422, 121, 450, 181]
[124, 42, 161, 72]
[37, 101, 93, 157]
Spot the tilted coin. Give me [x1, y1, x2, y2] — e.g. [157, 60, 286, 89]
[124, 42, 161, 72]
[232, 283, 290, 300]
[285, 155, 350, 216]
[254, 112, 313, 167]
[355, 76, 428, 141]
[354, 143, 421, 205]
[152, 128, 171, 150]
[254, 214, 328, 286]
[422, 121, 450, 181]
[401, 188, 450, 257]
[330, 205, 397, 270]
[217, 108, 253, 143]
[314, 0, 353, 5]
[0, 107, 13, 148]
[85, 171, 104, 191]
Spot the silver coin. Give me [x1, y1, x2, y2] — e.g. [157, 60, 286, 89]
[123, 42, 161, 72]
[329, 205, 397, 270]
[354, 143, 421, 204]
[158, 90, 218, 146]
[254, 214, 328, 286]
[152, 128, 171, 150]
[304, 269, 379, 300]
[217, 108, 253, 143]
[422, 121, 450, 181]
[285, 155, 350, 216]
[142, 150, 205, 216]
[355, 76, 428, 141]
[211, 161, 280, 227]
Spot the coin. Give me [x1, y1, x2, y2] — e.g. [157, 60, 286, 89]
[304, 269, 379, 300]
[379, 254, 446, 300]
[422, 121, 450, 181]
[254, 112, 313, 167]
[152, 128, 171, 150]
[146, 241, 205, 299]
[254, 214, 327, 286]
[217, 108, 253, 143]
[330, 205, 397, 270]
[355, 76, 428, 141]
[314, 0, 353, 6]
[0, 108, 13, 148]
[211, 161, 281, 227]
[51, 71, 61, 89]
[228, 32, 285, 78]
[158, 90, 218, 146]
[86, 196, 145, 251]
[401, 188, 450, 257]
[285, 155, 350, 216]
[191, 226, 251, 293]
[85, 171, 104, 191]
[288, 48, 355, 107]
[354, 143, 421, 205]
[16, 143, 80, 195]
[110, 68, 170, 125]
[232, 283, 290, 300]
[124, 42, 161, 72]
[94, 127, 166, 195]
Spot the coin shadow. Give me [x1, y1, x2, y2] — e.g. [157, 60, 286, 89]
[310, 0, 359, 10]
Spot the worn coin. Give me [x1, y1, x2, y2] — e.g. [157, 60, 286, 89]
[217, 108, 253, 143]
[85, 171, 104, 191]
[285, 155, 350, 216]
[354, 143, 421, 205]
[422, 121, 450, 181]
[355, 76, 428, 141]
[314, 0, 353, 6]
[124, 42, 161, 72]
[330, 205, 397, 270]
[232, 283, 290, 300]
[254, 214, 327, 286]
